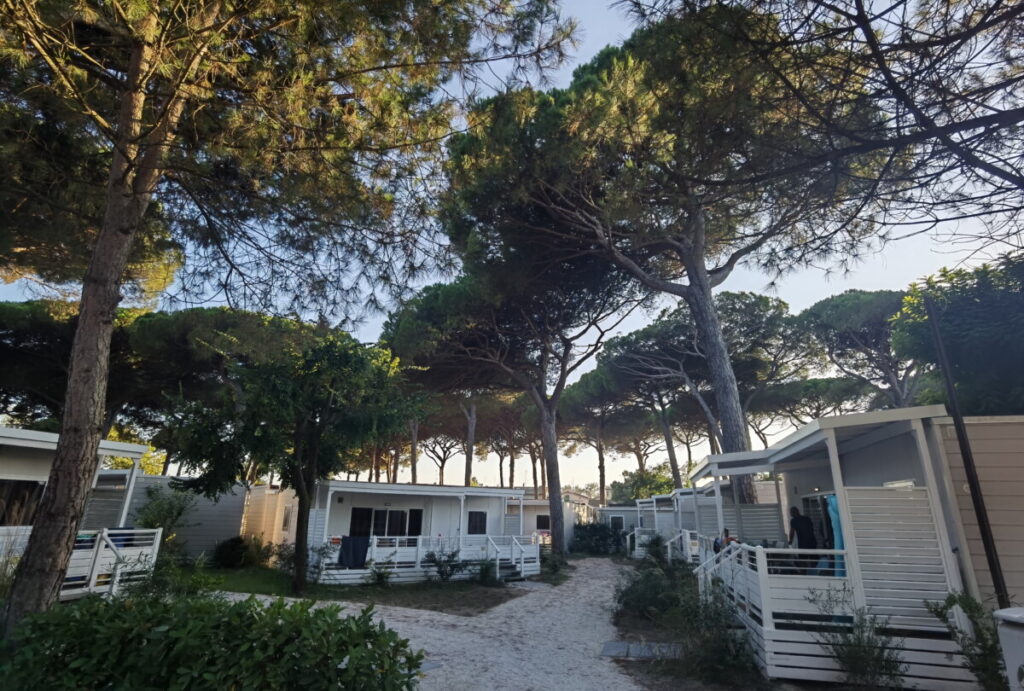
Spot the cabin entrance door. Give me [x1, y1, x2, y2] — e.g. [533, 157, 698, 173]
[349, 507, 373, 537]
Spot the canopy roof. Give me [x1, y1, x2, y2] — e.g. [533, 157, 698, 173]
[688, 405, 950, 483]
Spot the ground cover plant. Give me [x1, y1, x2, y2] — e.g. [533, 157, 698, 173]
[614, 561, 762, 687]
[216, 566, 522, 616]
[0, 594, 422, 690]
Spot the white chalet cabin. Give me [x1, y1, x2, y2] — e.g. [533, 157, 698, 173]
[244, 480, 542, 584]
[685, 405, 1024, 690]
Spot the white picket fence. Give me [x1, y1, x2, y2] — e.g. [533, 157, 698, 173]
[2, 527, 162, 600]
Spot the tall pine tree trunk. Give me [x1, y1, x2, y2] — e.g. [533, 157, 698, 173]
[539, 406, 566, 555]
[409, 419, 419, 484]
[596, 437, 607, 506]
[2, 23, 176, 636]
[508, 450, 515, 489]
[656, 400, 683, 488]
[461, 400, 476, 486]
[530, 448, 539, 498]
[680, 244, 754, 503]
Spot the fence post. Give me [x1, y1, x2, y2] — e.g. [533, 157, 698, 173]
[756, 545, 773, 631]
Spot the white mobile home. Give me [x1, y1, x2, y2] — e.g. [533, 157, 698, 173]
[244, 480, 542, 584]
[690, 405, 1024, 689]
[0, 426, 162, 599]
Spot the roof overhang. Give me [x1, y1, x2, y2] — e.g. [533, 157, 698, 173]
[323, 479, 524, 499]
[687, 405, 951, 482]
[0, 426, 148, 459]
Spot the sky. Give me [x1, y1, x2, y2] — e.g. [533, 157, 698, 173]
[1, 1, 996, 492]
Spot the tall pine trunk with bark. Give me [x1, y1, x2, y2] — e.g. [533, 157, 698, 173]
[596, 436, 607, 506]
[655, 400, 683, 488]
[461, 400, 476, 486]
[2, 22, 175, 637]
[409, 420, 419, 483]
[539, 406, 566, 555]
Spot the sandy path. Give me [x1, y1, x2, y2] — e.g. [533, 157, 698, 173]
[224, 558, 639, 690]
[377, 558, 640, 691]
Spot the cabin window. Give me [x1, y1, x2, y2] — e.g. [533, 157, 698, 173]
[0, 480, 44, 526]
[610, 515, 624, 532]
[467, 511, 487, 535]
[407, 509, 423, 536]
[385, 510, 406, 537]
[281, 506, 292, 531]
[536, 514, 551, 531]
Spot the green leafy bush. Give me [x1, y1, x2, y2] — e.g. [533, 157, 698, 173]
[476, 559, 502, 586]
[126, 558, 220, 599]
[641, 533, 668, 568]
[926, 592, 1007, 691]
[212, 535, 273, 569]
[808, 587, 906, 688]
[132, 485, 197, 560]
[365, 560, 394, 587]
[570, 522, 622, 555]
[423, 549, 467, 582]
[615, 565, 689, 621]
[0, 595, 423, 690]
[617, 566, 760, 685]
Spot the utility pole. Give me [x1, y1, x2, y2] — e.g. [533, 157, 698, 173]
[924, 294, 1009, 609]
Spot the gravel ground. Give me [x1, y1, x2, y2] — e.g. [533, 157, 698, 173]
[380, 558, 641, 691]
[224, 557, 640, 691]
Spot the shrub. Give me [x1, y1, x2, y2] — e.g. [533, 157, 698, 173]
[126, 557, 221, 599]
[663, 582, 761, 685]
[132, 485, 197, 560]
[571, 522, 622, 555]
[617, 565, 760, 685]
[212, 536, 273, 569]
[423, 549, 467, 582]
[0, 595, 423, 690]
[926, 592, 1007, 691]
[641, 533, 668, 568]
[615, 565, 688, 621]
[808, 587, 906, 688]
[476, 560, 502, 586]
[365, 560, 393, 587]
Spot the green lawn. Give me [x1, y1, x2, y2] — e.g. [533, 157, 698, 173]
[215, 567, 524, 616]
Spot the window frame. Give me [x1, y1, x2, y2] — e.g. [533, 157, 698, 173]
[467, 510, 487, 535]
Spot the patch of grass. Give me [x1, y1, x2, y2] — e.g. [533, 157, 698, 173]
[215, 567, 524, 616]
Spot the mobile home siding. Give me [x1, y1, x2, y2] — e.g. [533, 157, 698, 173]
[941, 418, 1024, 604]
[124, 476, 246, 558]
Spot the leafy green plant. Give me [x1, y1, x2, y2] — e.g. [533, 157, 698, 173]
[615, 565, 689, 621]
[808, 587, 907, 688]
[212, 535, 274, 569]
[365, 559, 394, 587]
[476, 560, 502, 586]
[570, 522, 622, 555]
[641, 533, 668, 568]
[663, 581, 761, 685]
[126, 557, 221, 599]
[423, 549, 467, 582]
[1, 595, 422, 689]
[926, 592, 1008, 691]
[132, 484, 197, 560]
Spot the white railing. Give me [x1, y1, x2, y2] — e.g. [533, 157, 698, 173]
[667, 529, 700, 563]
[626, 528, 659, 557]
[2, 528, 163, 601]
[696, 538, 850, 632]
[322, 534, 540, 577]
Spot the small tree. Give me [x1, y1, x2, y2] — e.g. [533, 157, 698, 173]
[167, 326, 397, 594]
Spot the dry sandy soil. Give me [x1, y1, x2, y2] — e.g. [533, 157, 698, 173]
[226, 557, 640, 690]
[377, 558, 640, 691]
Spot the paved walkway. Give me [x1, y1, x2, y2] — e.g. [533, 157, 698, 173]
[376, 558, 641, 691]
